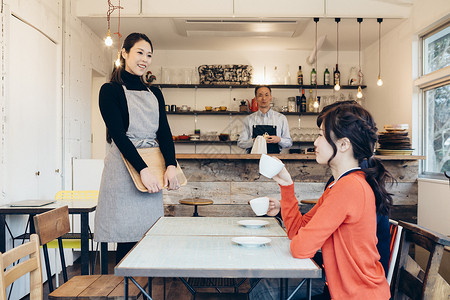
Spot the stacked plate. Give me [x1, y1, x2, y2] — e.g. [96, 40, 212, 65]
[376, 124, 413, 155]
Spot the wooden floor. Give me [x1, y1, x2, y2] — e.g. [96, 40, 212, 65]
[20, 251, 324, 300]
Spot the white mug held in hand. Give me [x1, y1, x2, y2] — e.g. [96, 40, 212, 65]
[249, 197, 270, 216]
[259, 154, 285, 178]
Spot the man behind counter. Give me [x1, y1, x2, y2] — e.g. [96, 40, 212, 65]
[237, 86, 293, 154]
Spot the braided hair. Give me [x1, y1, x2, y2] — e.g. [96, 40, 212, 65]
[318, 103, 394, 215]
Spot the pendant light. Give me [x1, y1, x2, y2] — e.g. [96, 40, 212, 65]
[377, 18, 384, 86]
[313, 18, 320, 111]
[334, 18, 341, 91]
[356, 18, 363, 99]
[105, 0, 121, 47]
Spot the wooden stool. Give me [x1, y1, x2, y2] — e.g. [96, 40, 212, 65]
[300, 199, 319, 205]
[179, 198, 214, 217]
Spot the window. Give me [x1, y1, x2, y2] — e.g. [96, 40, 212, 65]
[420, 21, 450, 176]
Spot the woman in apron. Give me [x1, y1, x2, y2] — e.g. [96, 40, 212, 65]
[95, 33, 179, 263]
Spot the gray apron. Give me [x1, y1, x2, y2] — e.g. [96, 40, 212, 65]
[94, 86, 163, 243]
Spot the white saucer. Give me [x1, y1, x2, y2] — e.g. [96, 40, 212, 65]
[232, 236, 271, 247]
[237, 220, 269, 228]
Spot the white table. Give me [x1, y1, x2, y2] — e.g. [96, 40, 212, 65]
[115, 217, 322, 300]
[146, 216, 286, 237]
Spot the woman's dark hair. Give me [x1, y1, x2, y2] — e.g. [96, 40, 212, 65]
[318, 103, 394, 215]
[110, 33, 153, 85]
[254, 85, 272, 96]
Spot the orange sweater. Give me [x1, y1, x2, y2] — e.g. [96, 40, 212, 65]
[280, 171, 390, 300]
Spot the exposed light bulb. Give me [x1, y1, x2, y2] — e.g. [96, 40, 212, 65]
[105, 30, 113, 46]
[377, 75, 383, 86]
[356, 86, 363, 99]
[334, 84, 340, 91]
[105, 35, 113, 46]
[115, 57, 121, 67]
[313, 100, 319, 109]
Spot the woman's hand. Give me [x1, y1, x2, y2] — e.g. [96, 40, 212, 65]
[140, 167, 162, 193]
[164, 165, 180, 190]
[272, 167, 294, 186]
[267, 198, 281, 216]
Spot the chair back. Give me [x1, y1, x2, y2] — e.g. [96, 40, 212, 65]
[33, 206, 71, 293]
[387, 219, 403, 285]
[392, 221, 450, 300]
[34, 206, 70, 245]
[0, 234, 43, 300]
[55, 190, 98, 201]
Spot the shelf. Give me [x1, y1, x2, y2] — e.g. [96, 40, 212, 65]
[173, 140, 313, 144]
[167, 111, 318, 116]
[155, 84, 366, 90]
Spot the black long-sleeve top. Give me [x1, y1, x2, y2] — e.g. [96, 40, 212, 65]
[99, 70, 176, 172]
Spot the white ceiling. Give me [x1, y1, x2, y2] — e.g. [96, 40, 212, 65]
[79, 16, 406, 52]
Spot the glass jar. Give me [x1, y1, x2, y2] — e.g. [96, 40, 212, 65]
[288, 97, 296, 112]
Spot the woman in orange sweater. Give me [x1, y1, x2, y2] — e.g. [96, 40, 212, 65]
[272, 103, 392, 299]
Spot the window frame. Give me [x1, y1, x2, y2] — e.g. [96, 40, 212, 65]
[417, 19, 450, 180]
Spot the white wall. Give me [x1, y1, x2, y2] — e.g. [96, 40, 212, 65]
[363, 0, 450, 152]
[0, 0, 111, 298]
[62, 2, 112, 188]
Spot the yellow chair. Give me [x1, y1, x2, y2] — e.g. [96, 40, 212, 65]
[46, 190, 98, 284]
[48, 190, 98, 249]
[0, 234, 43, 300]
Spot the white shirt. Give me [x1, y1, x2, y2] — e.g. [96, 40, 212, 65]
[237, 109, 293, 150]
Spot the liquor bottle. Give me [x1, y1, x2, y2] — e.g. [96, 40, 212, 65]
[307, 89, 314, 112]
[300, 89, 307, 112]
[334, 64, 340, 87]
[296, 96, 301, 112]
[314, 96, 321, 113]
[324, 68, 330, 85]
[310, 68, 317, 85]
[297, 66, 303, 85]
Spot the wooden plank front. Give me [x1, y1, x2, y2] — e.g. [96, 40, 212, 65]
[107, 276, 149, 299]
[48, 275, 101, 299]
[77, 275, 123, 298]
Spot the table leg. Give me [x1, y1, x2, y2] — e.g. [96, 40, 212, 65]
[80, 212, 89, 275]
[124, 276, 129, 300]
[0, 215, 5, 253]
[306, 279, 312, 300]
[101, 242, 108, 274]
[280, 278, 285, 300]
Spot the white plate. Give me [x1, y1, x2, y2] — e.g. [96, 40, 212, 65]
[232, 236, 271, 247]
[237, 220, 269, 228]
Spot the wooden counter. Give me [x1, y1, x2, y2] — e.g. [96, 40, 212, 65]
[164, 154, 424, 222]
[176, 153, 425, 161]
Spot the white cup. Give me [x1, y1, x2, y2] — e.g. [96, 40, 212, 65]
[249, 197, 269, 216]
[259, 154, 284, 178]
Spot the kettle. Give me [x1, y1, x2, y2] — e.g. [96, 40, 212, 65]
[247, 97, 258, 112]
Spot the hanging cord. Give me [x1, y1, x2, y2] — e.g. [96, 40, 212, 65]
[314, 18, 319, 99]
[358, 18, 363, 74]
[378, 18, 383, 77]
[114, 0, 123, 53]
[335, 18, 340, 66]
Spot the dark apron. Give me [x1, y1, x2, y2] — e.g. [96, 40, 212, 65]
[249, 125, 280, 154]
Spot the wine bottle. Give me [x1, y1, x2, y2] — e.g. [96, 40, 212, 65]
[324, 68, 330, 85]
[334, 64, 340, 86]
[297, 66, 303, 85]
[301, 89, 307, 112]
[307, 89, 314, 112]
[310, 68, 317, 85]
